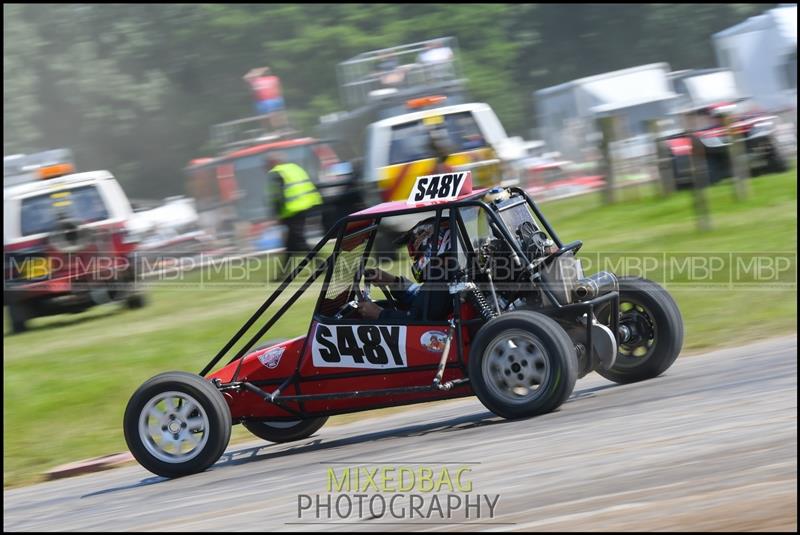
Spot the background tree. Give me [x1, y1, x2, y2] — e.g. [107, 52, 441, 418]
[3, 3, 774, 198]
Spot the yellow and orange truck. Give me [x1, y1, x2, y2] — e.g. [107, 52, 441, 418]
[318, 38, 528, 243]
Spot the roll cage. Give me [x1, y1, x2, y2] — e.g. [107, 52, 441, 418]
[199, 187, 618, 416]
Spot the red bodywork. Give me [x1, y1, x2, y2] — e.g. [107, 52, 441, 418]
[350, 189, 486, 217]
[208, 312, 477, 420]
[665, 138, 692, 156]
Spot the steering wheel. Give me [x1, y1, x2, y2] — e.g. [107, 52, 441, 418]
[363, 269, 399, 308]
[375, 282, 400, 308]
[535, 240, 584, 271]
[550, 240, 583, 259]
[361, 280, 374, 303]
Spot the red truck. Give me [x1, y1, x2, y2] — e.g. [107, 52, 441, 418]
[185, 117, 358, 249]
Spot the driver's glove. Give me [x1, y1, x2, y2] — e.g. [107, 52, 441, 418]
[356, 300, 383, 320]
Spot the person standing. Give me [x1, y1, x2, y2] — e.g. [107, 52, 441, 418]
[243, 67, 288, 130]
[264, 153, 323, 278]
[426, 120, 455, 173]
[417, 39, 454, 65]
[416, 39, 454, 81]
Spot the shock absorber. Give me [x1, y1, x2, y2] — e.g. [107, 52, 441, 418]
[466, 283, 498, 322]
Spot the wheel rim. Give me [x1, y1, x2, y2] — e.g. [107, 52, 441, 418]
[138, 391, 210, 464]
[482, 329, 551, 405]
[616, 299, 658, 369]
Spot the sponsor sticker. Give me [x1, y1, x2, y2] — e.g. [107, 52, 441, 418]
[408, 171, 470, 204]
[312, 324, 407, 369]
[420, 330, 448, 353]
[258, 346, 285, 369]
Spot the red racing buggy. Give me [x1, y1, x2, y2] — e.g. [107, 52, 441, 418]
[124, 172, 684, 478]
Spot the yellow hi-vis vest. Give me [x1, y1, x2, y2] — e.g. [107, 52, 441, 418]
[268, 163, 323, 218]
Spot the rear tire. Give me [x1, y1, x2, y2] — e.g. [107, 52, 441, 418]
[596, 277, 683, 384]
[469, 311, 577, 419]
[126, 292, 148, 309]
[241, 341, 328, 444]
[8, 303, 30, 334]
[656, 142, 677, 193]
[706, 153, 728, 185]
[243, 417, 328, 443]
[765, 143, 789, 174]
[124, 371, 231, 478]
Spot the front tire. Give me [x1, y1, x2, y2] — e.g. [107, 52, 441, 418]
[243, 417, 328, 443]
[124, 371, 231, 478]
[469, 311, 578, 419]
[597, 277, 683, 384]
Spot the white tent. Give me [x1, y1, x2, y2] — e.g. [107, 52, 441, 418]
[713, 5, 797, 113]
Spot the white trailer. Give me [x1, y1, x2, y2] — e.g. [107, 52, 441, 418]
[712, 5, 797, 117]
[533, 63, 679, 162]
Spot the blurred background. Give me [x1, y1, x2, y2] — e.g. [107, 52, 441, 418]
[4, 4, 796, 198]
[3, 3, 796, 488]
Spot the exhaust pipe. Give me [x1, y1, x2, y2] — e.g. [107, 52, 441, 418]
[573, 271, 617, 301]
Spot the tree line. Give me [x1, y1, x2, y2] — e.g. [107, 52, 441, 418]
[3, 3, 772, 198]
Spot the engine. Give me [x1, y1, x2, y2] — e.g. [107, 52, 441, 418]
[473, 188, 622, 379]
[517, 220, 553, 260]
[479, 189, 617, 307]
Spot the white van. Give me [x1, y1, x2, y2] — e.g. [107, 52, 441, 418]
[4, 164, 146, 333]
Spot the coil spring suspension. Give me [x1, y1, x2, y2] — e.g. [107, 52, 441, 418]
[467, 285, 498, 322]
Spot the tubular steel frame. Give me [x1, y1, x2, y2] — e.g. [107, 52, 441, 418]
[201, 187, 620, 420]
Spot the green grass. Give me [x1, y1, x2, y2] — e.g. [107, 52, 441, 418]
[3, 170, 796, 487]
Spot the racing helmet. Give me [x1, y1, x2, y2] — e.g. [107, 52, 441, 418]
[395, 217, 451, 283]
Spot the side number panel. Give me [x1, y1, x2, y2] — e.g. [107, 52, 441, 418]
[312, 324, 407, 369]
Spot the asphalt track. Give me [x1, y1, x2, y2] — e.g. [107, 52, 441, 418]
[4, 335, 797, 532]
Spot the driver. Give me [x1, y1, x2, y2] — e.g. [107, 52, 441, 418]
[356, 217, 455, 321]
[426, 119, 455, 173]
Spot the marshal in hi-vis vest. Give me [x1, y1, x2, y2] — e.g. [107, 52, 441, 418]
[268, 163, 323, 218]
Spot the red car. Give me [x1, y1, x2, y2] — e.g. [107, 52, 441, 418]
[124, 172, 683, 478]
[658, 101, 789, 188]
